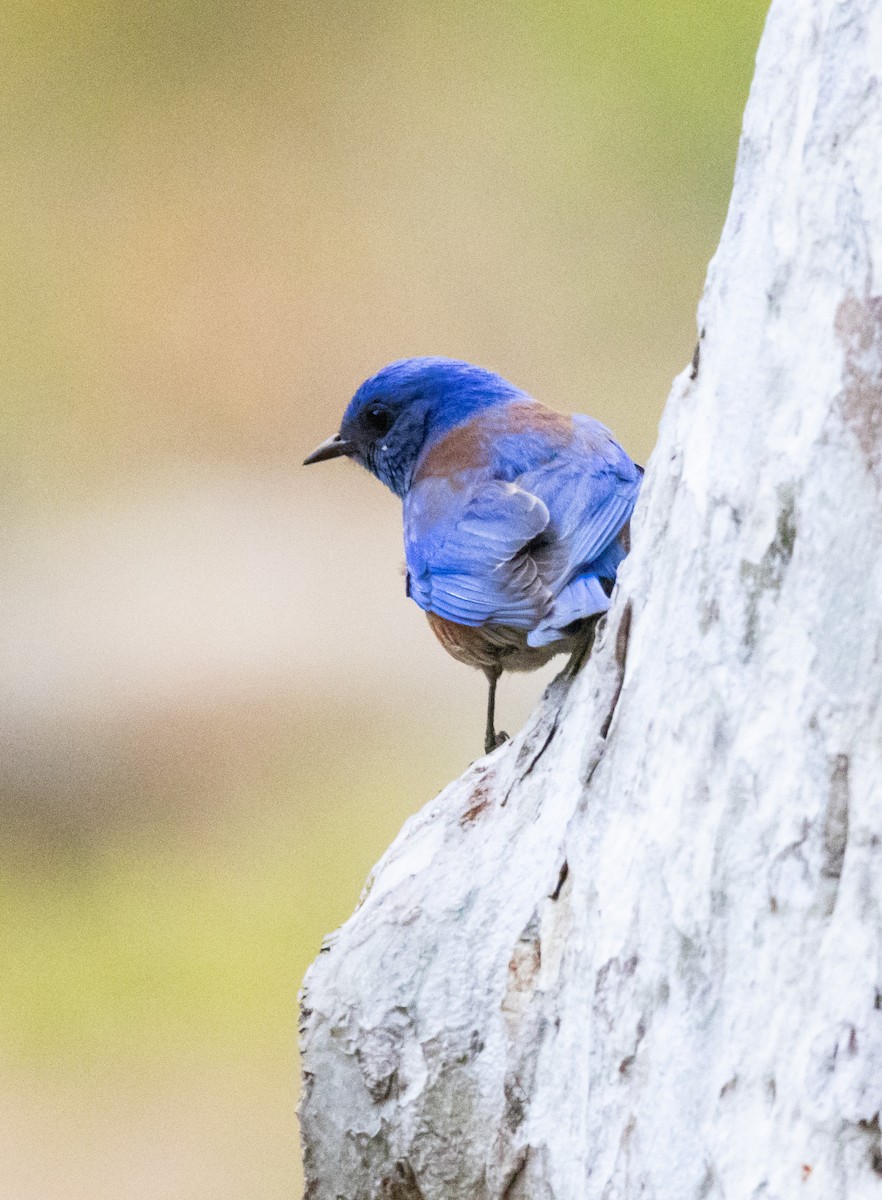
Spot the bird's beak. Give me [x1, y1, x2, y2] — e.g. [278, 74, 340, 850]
[303, 433, 354, 466]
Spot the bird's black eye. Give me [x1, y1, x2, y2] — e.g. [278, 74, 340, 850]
[364, 405, 394, 435]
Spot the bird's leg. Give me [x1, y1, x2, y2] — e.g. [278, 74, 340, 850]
[483, 665, 508, 754]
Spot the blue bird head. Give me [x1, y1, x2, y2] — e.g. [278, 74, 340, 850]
[303, 357, 526, 497]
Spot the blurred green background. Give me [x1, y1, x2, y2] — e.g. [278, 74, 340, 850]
[0, 2, 767, 1196]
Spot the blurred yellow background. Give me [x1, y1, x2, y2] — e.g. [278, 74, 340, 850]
[0, 2, 767, 1196]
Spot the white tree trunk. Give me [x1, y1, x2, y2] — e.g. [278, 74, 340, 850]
[299, 0, 882, 1195]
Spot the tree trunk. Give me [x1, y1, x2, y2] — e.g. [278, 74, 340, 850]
[298, 0, 882, 1195]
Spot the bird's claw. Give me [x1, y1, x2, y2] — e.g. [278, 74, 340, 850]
[485, 729, 510, 754]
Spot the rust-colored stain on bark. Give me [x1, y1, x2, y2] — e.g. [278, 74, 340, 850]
[459, 782, 493, 826]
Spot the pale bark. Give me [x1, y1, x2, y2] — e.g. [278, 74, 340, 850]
[299, 0, 882, 1196]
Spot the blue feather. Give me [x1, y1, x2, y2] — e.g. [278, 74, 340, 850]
[320, 357, 641, 650]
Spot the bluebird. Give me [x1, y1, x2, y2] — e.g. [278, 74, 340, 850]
[304, 358, 642, 755]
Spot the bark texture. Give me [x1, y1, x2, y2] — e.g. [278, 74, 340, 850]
[299, 1, 882, 1195]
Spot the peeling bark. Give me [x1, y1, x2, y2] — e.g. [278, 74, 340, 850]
[299, 1, 882, 1196]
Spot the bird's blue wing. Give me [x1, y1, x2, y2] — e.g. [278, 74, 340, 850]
[404, 415, 641, 639]
[404, 478, 552, 628]
[518, 423, 641, 645]
[522, 452, 639, 584]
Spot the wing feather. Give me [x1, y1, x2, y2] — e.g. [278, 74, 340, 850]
[405, 479, 551, 628]
[404, 422, 641, 637]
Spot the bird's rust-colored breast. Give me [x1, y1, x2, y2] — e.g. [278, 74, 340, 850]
[425, 611, 565, 674]
[425, 612, 502, 669]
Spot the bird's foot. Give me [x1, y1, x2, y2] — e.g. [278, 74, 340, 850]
[484, 729, 510, 755]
